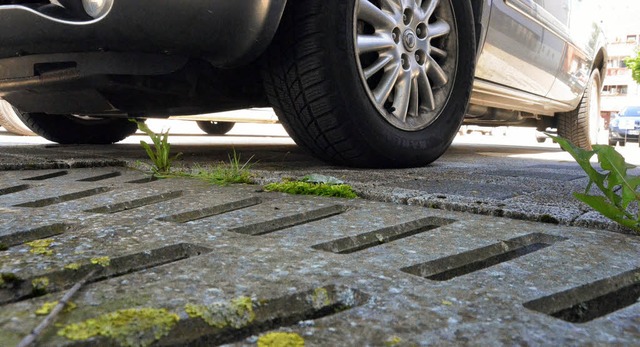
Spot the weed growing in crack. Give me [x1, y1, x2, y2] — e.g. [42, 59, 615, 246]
[130, 121, 254, 185]
[552, 134, 640, 232]
[177, 150, 255, 185]
[132, 120, 182, 177]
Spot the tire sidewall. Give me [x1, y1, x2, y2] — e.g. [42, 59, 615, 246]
[323, 0, 475, 166]
[16, 112, 138, 144]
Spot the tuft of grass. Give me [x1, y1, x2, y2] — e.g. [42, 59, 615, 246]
[181, 150, 254, 186]
[132, 120, 182, 177]
[264, 178, 357, 199]
[130, 120, 254, 186]
[552, 134, 640, 232]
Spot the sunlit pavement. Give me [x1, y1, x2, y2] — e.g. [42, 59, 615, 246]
[4, 117, 640, 166]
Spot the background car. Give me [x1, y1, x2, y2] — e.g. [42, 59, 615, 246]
[608, 106, 640, 146]
[0, 1, 607, 167]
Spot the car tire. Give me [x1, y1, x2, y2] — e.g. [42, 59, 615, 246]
[0, 100, 36, 136]
[608, 139, 617, 146]
[557, 69, 603, 150]
[619, 140, 626, 147]
[196, 121, 235, 135]
[16, 112, 138, 144]
[536, 137, 546, 143]
[262, 0, 475, 168]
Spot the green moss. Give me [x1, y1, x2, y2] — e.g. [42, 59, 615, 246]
[90, 256, 110, 267]
[31, 277, 50, 295]
[264, 181, 357, 199]
[26, 239, 54, 256]
[0, 272, 19, 287]
[64, 262, 81, 271]
[310, 287, 331, 309]
[257, 332, 305, 347]
[185, 296, 255, 329]
[36, 301, 77, 315]
[57, 308, 179, 347]
[0, 242, 8, 251]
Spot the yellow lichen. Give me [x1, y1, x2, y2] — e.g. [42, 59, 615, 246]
[90, 256, 110, 267]
[26, 239, 54, 256]
[185, 296, 255, 329]
[35, 301, 77, 315]
[257, 332, 305, 347]
[57, 308, 179, 347]
[185, 303, 226, 328]
[385, 336, 403, 346]
[31, 277, 50, 294]
[64, 263, 81, 271]
[310, 288, 331, 309]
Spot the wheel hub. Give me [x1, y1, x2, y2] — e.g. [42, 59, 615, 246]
[403, 29, 417, 51]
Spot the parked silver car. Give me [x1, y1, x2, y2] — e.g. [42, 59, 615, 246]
[0, 0, 606, 167]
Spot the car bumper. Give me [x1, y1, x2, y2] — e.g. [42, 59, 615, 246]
[609, 129, 640, 142]
[0, 0, 286, 68]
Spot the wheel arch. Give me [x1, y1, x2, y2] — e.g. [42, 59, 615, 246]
[592, 47, 608, 85]
[472, 0, 491, 57]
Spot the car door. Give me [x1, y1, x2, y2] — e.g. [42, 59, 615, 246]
[543, 0, 599, 104]
[475, 0, 564, 97]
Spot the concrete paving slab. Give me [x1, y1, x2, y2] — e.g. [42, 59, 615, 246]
[0, 167, 640, 346]
[1, 140, 638, 234]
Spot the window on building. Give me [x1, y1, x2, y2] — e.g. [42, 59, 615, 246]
[607, 59, 628, 68]
[627, 35, 637, 43]
[603, 85, 629, 96]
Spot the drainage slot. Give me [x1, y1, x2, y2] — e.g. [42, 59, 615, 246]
[0, 184, 30, 196]
[77, 171, 121, 182]
[158, 197, 262, 223]
[22, 171, 68, 181]
[312, 217, 455, 254]
[85, 190, 183, 214]
[524, 268, 640, 323]
[126, 176, 159, 184]
[0, 243, 212, 305]
[14, 187, 111, 208]
[0, 223, 74, 248]
[229, 205, 349, 236]
[401, 233, 568, 281]
[159, 285, 368, 346]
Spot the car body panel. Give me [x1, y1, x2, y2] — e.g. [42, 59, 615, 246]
[475, 0, 562, 98]
[471, 0, 605, 120]
[0, 0, 287, 67]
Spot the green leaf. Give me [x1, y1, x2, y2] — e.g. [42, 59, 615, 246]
[550, 135, 607, 192]
[140, 141, 156, 163]
[574, 193, 637, 228]
[621, 176, 640, 209]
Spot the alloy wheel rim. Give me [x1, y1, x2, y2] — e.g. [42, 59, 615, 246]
[354, 0, 458, 131]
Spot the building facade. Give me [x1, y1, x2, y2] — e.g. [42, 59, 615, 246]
[601, 34, 640, 121]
